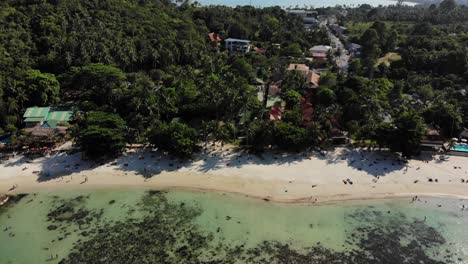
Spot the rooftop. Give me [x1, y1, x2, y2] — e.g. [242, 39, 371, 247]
[307, 72, 320, 87]
[208, 32, 222, 42]
[311, 52, 327, 58]
[23, 107, 51, 118]
[23, 107, 73, 125]
[287, 64, 309, 73]
[225, 38, 251, 43]
[309, 45, 332, 52]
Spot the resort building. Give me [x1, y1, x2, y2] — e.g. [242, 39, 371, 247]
[286, 9, 319, 30]
[420, 128, 445, 153]
[23, 107, 72, 128]
[23, 107, 73, 137]
[224, 38, 251, 53]
[23, 107, 51, 127]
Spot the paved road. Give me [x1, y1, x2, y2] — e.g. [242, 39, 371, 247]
[320, 16, 350, 73]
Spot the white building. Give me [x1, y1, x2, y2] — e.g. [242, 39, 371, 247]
[224, 38, 251, 53]
[286, 9, 319, 30]
[309, 45, 332, 55]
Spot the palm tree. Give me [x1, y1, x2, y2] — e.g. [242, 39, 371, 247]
[7, 98, 18, 115]
[16, 88, 28, 109]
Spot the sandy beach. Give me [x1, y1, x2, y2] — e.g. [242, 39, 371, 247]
[1, 142, 468, 203]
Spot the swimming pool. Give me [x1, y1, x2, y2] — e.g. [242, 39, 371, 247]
[453, 145, 468, 152]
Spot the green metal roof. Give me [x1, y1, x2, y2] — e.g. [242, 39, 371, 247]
[24, 117, 45, 122]
[45, 111, 72, 122]
[23, 107, 50, 118]
[42, 120, 59, 128]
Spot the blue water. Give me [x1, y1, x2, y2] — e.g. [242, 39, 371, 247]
[196, 0, 414, 7]
[454, 145, 468, 152]
[0, 136, 10, 144]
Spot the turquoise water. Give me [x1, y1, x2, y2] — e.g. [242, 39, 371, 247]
[0, 190, 467, 263]
[454, 145, 468, 152]
[196, 0, 413, 7]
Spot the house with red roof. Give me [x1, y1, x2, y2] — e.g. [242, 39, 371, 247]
[208, 32, 222, 42]
[253, 47, 267, 54]
[287, 64, 310, 76]
[306, 71, 320, 89]
[269, 104, 283, 121]
[208, 33, 222, 50]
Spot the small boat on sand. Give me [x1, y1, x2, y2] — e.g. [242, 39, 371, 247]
[0, 195, 9, 206]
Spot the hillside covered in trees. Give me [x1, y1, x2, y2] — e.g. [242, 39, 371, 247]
[0, 0, 467, 158]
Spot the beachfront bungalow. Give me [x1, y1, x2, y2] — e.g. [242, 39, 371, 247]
[420, 128, 445, 153]
[22, 107, 73, 137]
[23, 107, 51, 127]
[224, 38, 251, 53]
[23, 107, 72, 127]
[42, 111, 73, 128]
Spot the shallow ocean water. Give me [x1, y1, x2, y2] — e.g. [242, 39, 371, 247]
[0, 189, 467, 263]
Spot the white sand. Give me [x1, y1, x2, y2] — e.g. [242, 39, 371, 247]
[1, 143, 468, 203]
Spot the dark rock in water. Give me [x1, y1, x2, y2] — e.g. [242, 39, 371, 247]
[47, 225, 58, 231]
[58, 192, 456, 264]
[147, 190, 162, 196]
[5, 193, 29, 205]
[108, 200, 116, 205]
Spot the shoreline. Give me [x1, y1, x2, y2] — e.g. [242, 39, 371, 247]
[2, 171, 468, 205]
[3, 178, 468, 205]
[1, 145, 468, 205]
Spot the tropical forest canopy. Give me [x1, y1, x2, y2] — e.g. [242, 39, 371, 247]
[0, 0, 467, 158]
